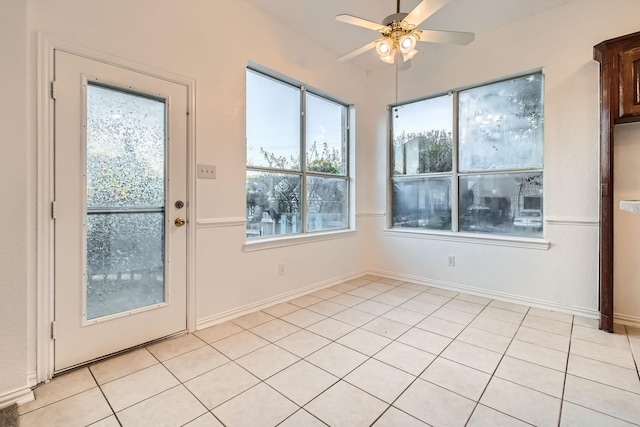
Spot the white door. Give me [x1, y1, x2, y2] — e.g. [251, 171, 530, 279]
[53, 50, 188, 372]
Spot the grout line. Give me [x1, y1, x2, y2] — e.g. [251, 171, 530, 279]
[89, 367, 122, 427]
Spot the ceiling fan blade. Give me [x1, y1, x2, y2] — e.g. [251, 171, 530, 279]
[417, 29, 475, 45]
[404, 0, 451, 27]
[337, 40, 378, 62]
[336, 14, 385, 32]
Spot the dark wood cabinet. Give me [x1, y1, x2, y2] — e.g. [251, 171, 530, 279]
[594, 31, 640, 332]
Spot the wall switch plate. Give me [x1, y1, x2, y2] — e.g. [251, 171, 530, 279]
[197, 164, 216, 179]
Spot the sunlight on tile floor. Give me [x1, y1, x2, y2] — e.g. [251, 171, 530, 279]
[18, 275, 640, 426]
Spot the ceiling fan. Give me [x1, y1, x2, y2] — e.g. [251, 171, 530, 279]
[336, 0, 474, 65]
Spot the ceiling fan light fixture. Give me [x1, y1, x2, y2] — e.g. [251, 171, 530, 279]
[380, 48, 397, 64]
[399, 34, 417, 53]
[375, 39, 394, 57]
[402, 48, 418, 61]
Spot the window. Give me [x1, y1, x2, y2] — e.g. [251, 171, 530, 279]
[391, 72, 544, 237]
[246, 69, 350, 239]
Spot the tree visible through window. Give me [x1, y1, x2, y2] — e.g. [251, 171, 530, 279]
[391, 73, 544, 237]
[246, 70, 350, 239]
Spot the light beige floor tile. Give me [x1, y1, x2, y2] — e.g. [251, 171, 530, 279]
[560, 401, 638, 427]
[249, 318, 300, 342]
[117, 385, 207, 427]
[235, 344, 299, 380]
[397, 327, 452, 355]
[431, 307, 476, 325]
[441, 340, 502, 374]
[564, 375, 640, 424]
[382, 307, 427, 326]
[373, 407, 429, 426]
[522, 314, 572, 336]
[211, 330, 269, 359]
[183, 412, 224, 427]
[399, 281, 428, 291]
[266, 360, 338, 405]
[427, 287, 459, 298]
[572, 325, 631, 349]
[362, 316, 411, 339]
[347, 286, 383, 299]
[328, 282, 358, 293]
[279, 409, 327, 427]
[18, 367, 97, 414]
[467, 404, 531, 427]
[478, 306, 526, 325]
[281, 308, 327, 328]
[488, 300, 530, 313]
[350, 276, 375, 285]
[328, 293, 367, 307]
[528, 307, 573, 323]
[88, 415, 120, 427]
[570, 337, 636, 369]
[101, 364, 179, 412]
[395, 378, 475, 426]
[470, 316, 519, 338]
[375, 277, 404, 286]
[306, 380, 388, 427]
[480, 377, 561, 427]
[163, 345, 229, 382]
[363, 282, 396, 292]
[306, 317, 356, 340]
[495, 356, 565, 398]
[374, 341, 436, 376]
[413, 292, 451, 306]
[421, 357, 491, 401]
[276, 330, 331, 358]
[337, 328, 392, 356]
[455, 293, 492, 305]
[184, 362, 259, 409]
[399, 300, 441, 316]
[415, 315, 466, 338]
[289, 294, 324, 308]
[231, 310, 276, 329]
[507, 339, 568, 371]
[387, 287, 422, 298]
[372, 292, 410, 307]
[353, 300, 394, 316]
[573, 315, 599, 329]
[307, 300, 348, 317]
[345, 359, 415, 403]
[262, 302, 301, 318]
[90, 348, 157, 385]
[194, 321, 244, 343]
[331, 307, 377, 327]
[213, 383, 297, 426]
[310, 288, 342, 300]
[19, 388, 111, 427]
[306, 342, 368, 377]
[444, 299, 486, 315]
[456, 327, 512, 354]
[146, 333, 206, 361]
[568, 353, 640, 394]
[514, 326, 570, 352]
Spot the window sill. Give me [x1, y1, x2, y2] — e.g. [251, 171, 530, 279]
[243, 229, 357, 252]
[383, 228, 549, 250]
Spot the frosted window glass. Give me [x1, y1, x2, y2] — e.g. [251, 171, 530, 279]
[306, 176, 348, 231]
[391, 177, 452, 230]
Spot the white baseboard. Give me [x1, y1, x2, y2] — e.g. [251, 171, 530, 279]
[0, 384, 34, 410]
[27, 370, 38, 388]
[196, 269, 367, 330]
[368, 268, 600, 319]
[614, 313, 640, 328]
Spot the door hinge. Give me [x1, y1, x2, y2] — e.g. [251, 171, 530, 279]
[50, 81, 57, 100]
[50, 321, 56, 340]
[51, 201, 57, 219]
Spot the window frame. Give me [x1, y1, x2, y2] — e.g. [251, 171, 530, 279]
[245, 68, 352, 241]
[388, 71, 545, 241]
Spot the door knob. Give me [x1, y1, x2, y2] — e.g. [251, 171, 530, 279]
[174, 217, 186, 227]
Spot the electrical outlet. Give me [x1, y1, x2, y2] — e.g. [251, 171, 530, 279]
[197, 164, 216, 179]
[278, 263, 285, 275]
[448, 256, 455, 267]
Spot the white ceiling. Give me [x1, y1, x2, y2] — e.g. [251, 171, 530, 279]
[246, 0, 575, 71]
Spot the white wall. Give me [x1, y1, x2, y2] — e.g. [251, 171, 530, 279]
[614, 122, 640, 323]
[0, 0, 31, 406]
[363, 0, 640, 318]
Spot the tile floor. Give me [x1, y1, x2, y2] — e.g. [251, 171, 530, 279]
[18, 275, 640, 427]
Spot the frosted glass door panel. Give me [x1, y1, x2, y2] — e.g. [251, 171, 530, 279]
[86, 84, 166, 320]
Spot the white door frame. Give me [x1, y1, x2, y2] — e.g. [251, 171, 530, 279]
[36, 34, 197, 382]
